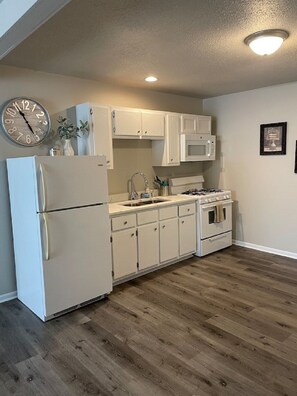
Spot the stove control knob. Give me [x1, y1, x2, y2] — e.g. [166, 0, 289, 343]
[216, 197, 220, 201]
[226, 195, 230, 199]
[223, 195, 226, 199]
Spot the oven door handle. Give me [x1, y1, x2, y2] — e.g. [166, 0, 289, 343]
[201, 200, 233, 210]
[208, 233, 230, 242]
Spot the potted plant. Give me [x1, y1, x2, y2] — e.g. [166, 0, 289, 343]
[56, 116, 89, 156]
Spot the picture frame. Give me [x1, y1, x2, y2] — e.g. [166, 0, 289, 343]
[294, 140, 297, 173]
[260, 122, 287, 155]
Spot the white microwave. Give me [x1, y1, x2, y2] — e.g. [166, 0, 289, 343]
[180, 134, 216, 162]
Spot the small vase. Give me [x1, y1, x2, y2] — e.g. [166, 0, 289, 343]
[63, 139, 74, 156]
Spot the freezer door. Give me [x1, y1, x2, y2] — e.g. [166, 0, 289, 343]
[39, 204, 112, 318]
[35, 156, 108, 212]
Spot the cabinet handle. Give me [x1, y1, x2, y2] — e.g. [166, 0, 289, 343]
[131, 233, 134, 237]
[124, 221, 128, 225]
[154, 227, 158, 231]
[137, 130, 141, 134]
[144, 131, 147, 134]
[181, 220, 185, 224]
[162, 225, 165, 229]
[107, 160, 110, 164]
[171, 158, 173, 161]
[187, 208, 190, 212]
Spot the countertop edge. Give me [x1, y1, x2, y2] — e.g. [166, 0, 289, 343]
[109, 195, 197, 215]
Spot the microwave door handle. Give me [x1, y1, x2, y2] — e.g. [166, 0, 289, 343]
[207, 140, 211, 157]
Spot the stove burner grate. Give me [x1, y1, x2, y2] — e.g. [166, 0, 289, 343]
[182, 188, 223, 196]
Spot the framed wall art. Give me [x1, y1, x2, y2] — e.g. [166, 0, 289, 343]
[294, 140, 297, 173]
[260, 122, 287, 155]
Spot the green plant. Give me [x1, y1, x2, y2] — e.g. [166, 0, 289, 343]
[56, 116, 89, 140]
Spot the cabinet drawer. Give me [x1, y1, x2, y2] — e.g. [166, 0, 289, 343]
[137, 209, 158, 225]
[159, 205, 177, 220]
[111, 213, 136, 231]
[179, 203, 196, 217]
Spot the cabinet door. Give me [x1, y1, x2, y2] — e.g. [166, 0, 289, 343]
[91, 106, 114, 169]
[138, 223, 159, 270]
[180, 114, 198, 134]
[112, 109, 141, 136]
[166, 113, 180, 165]
[160, 218, 178, 263]
[141, 111, 164, 137]
[112, 228, 137, 280]
[197, 115, 211, 134]
[179, 214, 197, 256]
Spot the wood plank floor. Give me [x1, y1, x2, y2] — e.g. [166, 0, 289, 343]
[1, 245, 297, 395]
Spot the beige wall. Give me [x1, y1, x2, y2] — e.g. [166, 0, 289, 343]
[0, 65, 203, 296]
[203, 82, 297, 257]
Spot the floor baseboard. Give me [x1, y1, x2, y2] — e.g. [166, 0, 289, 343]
[0, 291, 17, 303]
[233, 240, 297, 260]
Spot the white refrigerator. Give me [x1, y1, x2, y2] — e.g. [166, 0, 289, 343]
[7, 155, 112, 321]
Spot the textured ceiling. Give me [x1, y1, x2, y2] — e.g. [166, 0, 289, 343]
[1, 0, 297, 98]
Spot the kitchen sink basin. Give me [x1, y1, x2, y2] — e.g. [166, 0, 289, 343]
[122, 198, 169, 207]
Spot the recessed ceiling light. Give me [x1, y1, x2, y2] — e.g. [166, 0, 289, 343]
[244, 29, 289, 56]
[145, 76, 158, 82]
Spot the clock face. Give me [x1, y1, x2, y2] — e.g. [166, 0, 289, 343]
[1, 97, 51, 147]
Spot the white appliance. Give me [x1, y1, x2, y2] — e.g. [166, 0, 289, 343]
[180, 134, 216, 161]
[7, 155, 112, 321]
[193, 189, 232, 256]
[169, 176, 232, 256]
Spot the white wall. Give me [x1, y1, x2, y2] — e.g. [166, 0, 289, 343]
[0, 65, 203, 297]
[0, 0, 37, 37]
[203, 82, 297, 257]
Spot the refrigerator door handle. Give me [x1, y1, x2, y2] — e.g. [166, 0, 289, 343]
[39, 163, 47, 212]
[42, 213, 50, 260]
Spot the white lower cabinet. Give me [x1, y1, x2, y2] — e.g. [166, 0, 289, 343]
[160, 218, 179, 263]
[111, 213, 137, 280]
[179, 214, 196, 256]
[178, 202, 197, 256]
[112, 228, 137, 280]
[111, 201, 196, 282]
[138, 223, 159, 270]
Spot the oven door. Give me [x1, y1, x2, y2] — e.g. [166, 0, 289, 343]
[199, 200, 232, 239]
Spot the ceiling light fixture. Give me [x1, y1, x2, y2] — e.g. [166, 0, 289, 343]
[145, 76, 158, 82]
[244, 29, 289, 56]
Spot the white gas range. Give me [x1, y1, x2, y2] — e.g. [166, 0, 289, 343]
[169, 176, 233, 257]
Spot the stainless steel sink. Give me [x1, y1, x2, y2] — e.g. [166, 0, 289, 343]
[122, 198, 169, 207]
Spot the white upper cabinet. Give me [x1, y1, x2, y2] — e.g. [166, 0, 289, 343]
[180, 114, 211, 134]
[141, 110, 165, 137]
[152, 112, 180, 166]
[88, 105, 114, 169]
[112, 108, 141, 137]
[57, 103, 114, 169]
[112, 107, 165, 139]
[197, 115, 212, 134]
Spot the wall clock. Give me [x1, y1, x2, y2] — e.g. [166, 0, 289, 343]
[0, 97, 51, 147]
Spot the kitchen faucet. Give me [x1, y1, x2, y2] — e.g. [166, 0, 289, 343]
[129, 172, 151, 200]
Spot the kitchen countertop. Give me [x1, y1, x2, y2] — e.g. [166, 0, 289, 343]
[109, 195, 197, 215]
